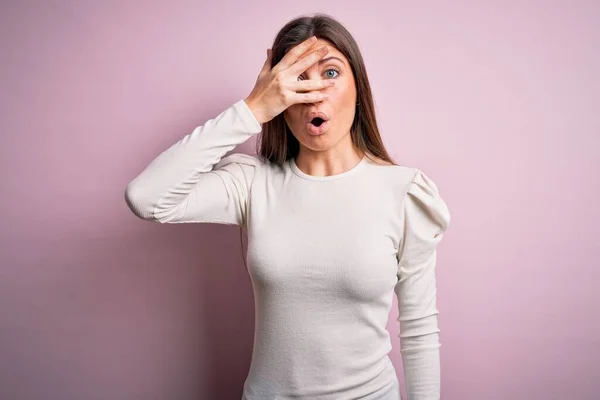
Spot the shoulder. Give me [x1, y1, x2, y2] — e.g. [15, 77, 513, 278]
[363, 156, 418, 193]
[366, 158, 450, 228]
[214, 152, 286, 187]
[215, 152, 264, 169]
[365, 158, 445, 197]
[211, 153, 266, 189]
[403, 167, 451, 235]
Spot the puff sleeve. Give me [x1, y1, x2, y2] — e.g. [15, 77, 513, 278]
[395, 169, 451, 400]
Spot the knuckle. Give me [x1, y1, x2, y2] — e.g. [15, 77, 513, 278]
[297, 59, 308, 70]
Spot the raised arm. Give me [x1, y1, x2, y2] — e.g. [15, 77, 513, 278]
[395, 169, 451, 400]
[125, 35, 335, 226]
[124, 100, 262, 226]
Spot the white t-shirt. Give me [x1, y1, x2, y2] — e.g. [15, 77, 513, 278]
[125, 99, 451, 400]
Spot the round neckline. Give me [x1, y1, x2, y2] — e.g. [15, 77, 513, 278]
[290, 155, 369, 181]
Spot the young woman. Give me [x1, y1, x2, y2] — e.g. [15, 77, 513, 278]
[125, 14, 450, 400]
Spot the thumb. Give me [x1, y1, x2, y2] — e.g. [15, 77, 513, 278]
[260, 48, 272, 75]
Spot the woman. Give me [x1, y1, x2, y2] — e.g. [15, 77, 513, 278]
[125, 14, 450, 400]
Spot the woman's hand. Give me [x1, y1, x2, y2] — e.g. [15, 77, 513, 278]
[244, 36, 335, 124]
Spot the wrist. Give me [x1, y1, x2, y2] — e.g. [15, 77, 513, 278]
[243, 97, 266, 124]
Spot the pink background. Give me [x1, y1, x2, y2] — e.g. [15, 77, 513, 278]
[1, 1, 599, 399]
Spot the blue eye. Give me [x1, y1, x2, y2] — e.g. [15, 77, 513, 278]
[298, 68, 340, 81]
[325, 69, 339, 78]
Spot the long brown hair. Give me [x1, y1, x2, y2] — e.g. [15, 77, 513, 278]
[256, 13, 397, 167]
[241, 14, 397, 266]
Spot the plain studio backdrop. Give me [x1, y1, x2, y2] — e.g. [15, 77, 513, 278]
[1, 1, 598, 399]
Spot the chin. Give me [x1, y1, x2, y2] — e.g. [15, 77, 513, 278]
[298, 136, 330, 151]
[299, 130, 348, 152]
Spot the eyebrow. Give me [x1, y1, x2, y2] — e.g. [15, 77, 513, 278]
[319, 56, 345, 65]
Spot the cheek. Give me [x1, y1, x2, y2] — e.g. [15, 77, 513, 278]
[326, 85, 356, 121]
[326, 81, 356, 107]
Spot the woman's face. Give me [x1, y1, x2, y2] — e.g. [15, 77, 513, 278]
[283, 39, 357, 153]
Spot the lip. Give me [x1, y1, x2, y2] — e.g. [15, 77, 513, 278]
[306, 120, 328, 136]
[304, 111, 330, 124]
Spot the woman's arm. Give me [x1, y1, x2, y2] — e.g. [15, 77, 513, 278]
[124, 99, 262, 226]
[395, 169, 451, 400]
[125, 38, 334, 227]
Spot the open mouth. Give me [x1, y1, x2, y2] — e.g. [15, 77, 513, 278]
[310, 117, 325, 127]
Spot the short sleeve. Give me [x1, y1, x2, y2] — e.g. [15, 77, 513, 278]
[395, 169, 450, 399]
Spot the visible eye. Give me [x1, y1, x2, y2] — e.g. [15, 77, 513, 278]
[325, 68, 339, 79]
[297, 68, 340, 81]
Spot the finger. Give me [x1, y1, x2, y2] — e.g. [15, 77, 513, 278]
[289, 91, 329, 105]
[288, 79, 335, 93]
[273, 36, 318, 73]
[287, 46, 329, 76]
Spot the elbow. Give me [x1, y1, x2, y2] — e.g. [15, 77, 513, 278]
[398, 313, 439, 339]
[124, 180, 155, 221]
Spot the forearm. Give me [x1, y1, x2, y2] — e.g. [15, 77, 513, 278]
[400, 327, 440, 400]
[125, 99, 261, 221]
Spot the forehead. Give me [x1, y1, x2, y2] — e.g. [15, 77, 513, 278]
[312, 38, 349, 66]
